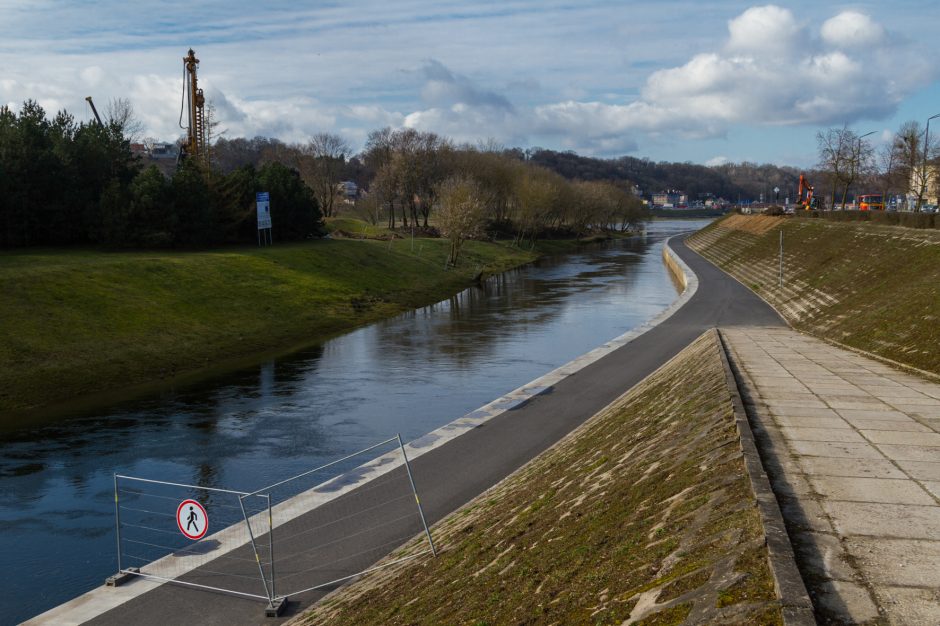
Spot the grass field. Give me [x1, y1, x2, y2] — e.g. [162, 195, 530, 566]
[687, 214, 940, 376]
[299, 332, 782, 625]
[0, 230, 551, 417]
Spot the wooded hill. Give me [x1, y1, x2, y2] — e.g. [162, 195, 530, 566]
[525, 148, 804, 203]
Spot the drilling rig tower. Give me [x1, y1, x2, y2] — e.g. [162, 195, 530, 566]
[181, 48, 207, 163]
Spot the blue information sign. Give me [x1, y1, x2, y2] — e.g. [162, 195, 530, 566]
[256, 192, 272, 230]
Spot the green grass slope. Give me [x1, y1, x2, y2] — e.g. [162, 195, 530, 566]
[300, 332, 781, 626]
[687, 214, 940, 376]
[0, 236, 539, 417]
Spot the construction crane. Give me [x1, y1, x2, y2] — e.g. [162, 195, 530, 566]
[85, 96, 104, 126]
[797, 174, 817, 210]
[180, 48, 207, 163]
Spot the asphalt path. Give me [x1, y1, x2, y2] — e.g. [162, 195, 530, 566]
[87, 236, 784, 625]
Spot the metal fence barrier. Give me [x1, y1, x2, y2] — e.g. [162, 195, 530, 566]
[109, 435, 434, 616]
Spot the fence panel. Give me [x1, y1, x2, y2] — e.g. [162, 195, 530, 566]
[110, 435, 434, 612]
[114, 476, 273, 602]
[256, 436, 434, 597]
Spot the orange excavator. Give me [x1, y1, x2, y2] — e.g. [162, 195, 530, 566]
[797, 174, 817, 210]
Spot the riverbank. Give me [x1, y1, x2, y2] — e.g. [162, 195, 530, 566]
[298, 331, 783, 625]
[0, 234, 595, 419]
[687, 214, 940, 378]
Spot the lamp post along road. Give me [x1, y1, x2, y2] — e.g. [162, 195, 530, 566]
[849, 131, 876, 210]
[920, 113, 940, 212]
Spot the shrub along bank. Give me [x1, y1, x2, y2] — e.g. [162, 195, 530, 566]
[0, 235, 546, 418]
[687, 214, 940, 376]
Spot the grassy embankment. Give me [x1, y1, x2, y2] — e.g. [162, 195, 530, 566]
[0, 222, 576, 417]
[686, 214, 940, 377]
[299, 331, 782, 626]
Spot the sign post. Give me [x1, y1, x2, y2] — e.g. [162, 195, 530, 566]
[256, 192, 273, 246]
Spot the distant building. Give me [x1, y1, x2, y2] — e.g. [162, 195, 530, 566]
[337, 181, 359, 199]
[651, 190, 687, 208]
[908, 165, 940, 208]
[149, 143, 179, 160]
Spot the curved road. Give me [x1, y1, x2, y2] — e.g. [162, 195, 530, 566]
[78, 237, 783, 625]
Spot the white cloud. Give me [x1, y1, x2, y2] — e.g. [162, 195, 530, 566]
[726, 5, 800, 56]
[393, 6, 935, 156]
[706, 156, 730, 167]
[80, 66, 105, 87]
[821, 11, 885, 47]
[518, 5, 935, 152]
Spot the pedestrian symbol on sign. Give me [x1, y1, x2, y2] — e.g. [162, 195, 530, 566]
[176, 499, 208, 540]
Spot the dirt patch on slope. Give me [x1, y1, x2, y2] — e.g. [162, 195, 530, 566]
[719, 215, 785, 236]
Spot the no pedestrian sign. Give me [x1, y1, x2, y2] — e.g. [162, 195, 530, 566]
[176, 499, 208, 540]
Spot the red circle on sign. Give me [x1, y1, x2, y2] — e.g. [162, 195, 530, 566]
[176, 499, 208, 540]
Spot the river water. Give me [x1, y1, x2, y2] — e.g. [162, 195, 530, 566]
[1, 219, 709, 622]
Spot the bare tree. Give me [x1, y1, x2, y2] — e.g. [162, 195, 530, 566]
[105, 97, 144, 142]
[301, 132, 350, 218]
[204, 100, 227, 169]
[370, 164, 399, 229]
[894, 120, 940, 211]
[877, 142, 902, 209]
[894, 121, 921, 211]
[816, 126, 872, 209]
[512, 166, 561, 246]
[436, 175, 487, 266]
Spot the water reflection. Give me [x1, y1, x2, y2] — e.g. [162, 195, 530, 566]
[0, 220, 710, 622]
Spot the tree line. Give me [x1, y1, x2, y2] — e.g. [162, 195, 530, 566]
[1, 101, 653, 250]
[211, 129, 650, 248]
[0, 101, 323, 247]
[816, 121, 940, 211]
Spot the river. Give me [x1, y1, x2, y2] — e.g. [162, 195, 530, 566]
[1, 219, 709, 623]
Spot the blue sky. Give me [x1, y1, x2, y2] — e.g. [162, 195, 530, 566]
[2, 1, 939, 167]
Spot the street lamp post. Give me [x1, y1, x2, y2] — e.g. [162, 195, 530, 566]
[847, 131, 876, 210]
[919, 113, 940, 212]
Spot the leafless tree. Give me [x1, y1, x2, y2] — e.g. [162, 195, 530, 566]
[817, 125, 873, 209]
[877, 142, 902, 209]
[894, 120, 940, 211]
[436, 175, 487, 266]
[300, 133, 350, 218]
[105, 97, 144, 141]
[204, 100, 227, 169]
[511, 166, 562, 246]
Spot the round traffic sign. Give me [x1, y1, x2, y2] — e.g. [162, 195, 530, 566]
[176, 499, 208, 540]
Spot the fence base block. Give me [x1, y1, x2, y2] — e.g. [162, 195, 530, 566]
[106, 568, 140, 587]
[265, 597, 288, 617]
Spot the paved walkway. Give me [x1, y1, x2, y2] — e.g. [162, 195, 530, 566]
[723, 327, 940, 625]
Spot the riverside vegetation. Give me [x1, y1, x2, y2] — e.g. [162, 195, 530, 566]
[0, 231, 558, 417]
[299, 332, 782, 626]
[687, 213, 940, 376]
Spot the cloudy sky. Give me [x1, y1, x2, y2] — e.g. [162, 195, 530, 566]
[2, 1, 939, 166]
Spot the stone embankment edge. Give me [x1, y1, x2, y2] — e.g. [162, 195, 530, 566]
[27, 237, 699, 626]
[715, 329, 816, 626]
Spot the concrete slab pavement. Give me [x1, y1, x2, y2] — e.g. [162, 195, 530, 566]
[723, 327, 940, 625]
